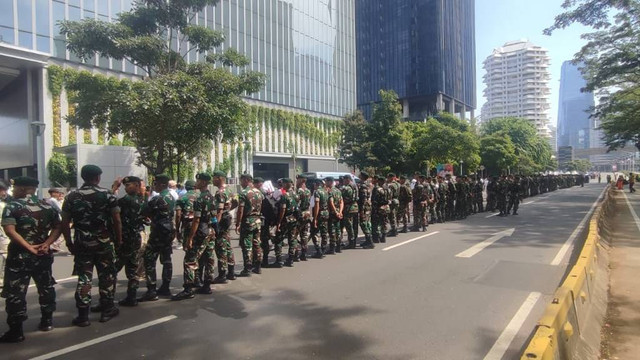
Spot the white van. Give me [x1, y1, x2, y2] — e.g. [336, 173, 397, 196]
[301, 172, 360, 183]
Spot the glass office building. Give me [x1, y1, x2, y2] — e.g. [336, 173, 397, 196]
[0, 0, 356, 185]
[356, 0, 476, 121]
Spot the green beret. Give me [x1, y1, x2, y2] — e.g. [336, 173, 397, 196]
[282, 178, 293, 184]
[13, 176, 39, 187]
[184, 180, 196, 189]
[122, 176, 141, 184]
[253, 177, 264, 183]
[240, 173, 253, 181]
[155, 174, 170, 183]
[387, 172, 396, 178]
[343, 174, 352, 180]
[360, 171, 369, 178]
[399, 174, 407, 179]
[212, 170, 226, 178]
[376, 175, 385, 181]
[81, 164, 103, 180]
[196, 172, 212, 181]
[324, 176, 335, 182]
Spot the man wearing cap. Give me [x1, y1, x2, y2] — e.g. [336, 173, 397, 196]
[274, 178, 298, 267]
[211, 170, 237, 283]
[113, 176, 145, 306]
[340, 175, 359, 249]
[445, 174, 457, 222]
[174, 179, 204, 285]
[371, 175, 390, 243]
[357, 172, 374, 249]
[325, 177, 343, 254]
[61, 165, 122, 326]
[386, 173, 400, 237]
[296, 175, 312, 260]
[0, 177, 60, 342]
[172, 173, 215, 300]
[235, 174, 264, 276]
[312, 178, 330, 257]
[397, 175, 412, 233]
[436, 176, 448, 223]
[411, 175, 426, 231]
[140, 174, 176, 301]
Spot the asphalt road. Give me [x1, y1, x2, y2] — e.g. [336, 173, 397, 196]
[2, 183, 606, 360]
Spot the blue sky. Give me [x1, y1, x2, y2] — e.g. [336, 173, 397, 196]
[475, 0, 592, 126]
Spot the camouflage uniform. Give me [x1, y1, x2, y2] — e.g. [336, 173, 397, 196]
[0, 196, 12, 290]
[1, 196, 59, 326]
[328, 187, 343, 251]
[63, 185, 119, 309]
[371, 182, 390, 242]
[175, 190, 204, 283]
[213, 185, 235, 274]
[507, 179, 522, 215]
[446, 180, 456, 221]
[436, 180, 447, 223]
[387, 180, 400, 235]
[182, 190, 215, 288]
[276, 189, 299, 264]
[238, 186, 264, 270]
[115, 193, 144, 298]
[397, 181, 412, 231]
[312, 187, 330, 255]
[142, 189, 175, 291]
[296, 186, 312, 259]
[340, 182, 359, 247]
[412, 182, 426, 230]
[358, 180, 373, 247]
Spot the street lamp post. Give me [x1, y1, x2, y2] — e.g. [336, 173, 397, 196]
[242, 138, 251, 174]
[460, 160, 464, 177]
[31, 121, 46, 199]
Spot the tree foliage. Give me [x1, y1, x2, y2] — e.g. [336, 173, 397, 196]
[58, 0, 265, 175]
[479, 134, 518, 176]
[563, 159, 593, 172]
[47, 152, 77, 188]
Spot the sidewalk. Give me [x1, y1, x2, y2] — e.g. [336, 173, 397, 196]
[601, 189, 640, 359]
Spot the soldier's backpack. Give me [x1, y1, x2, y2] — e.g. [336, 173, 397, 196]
[261, 194, 279, 226]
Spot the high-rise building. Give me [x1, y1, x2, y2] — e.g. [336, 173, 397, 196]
[0, 0, 355, 187]
[548, 125, 557, 153]
[356, 0, 476, 121]
[481, 40, 551, 137]
[557, 61, 594, 150]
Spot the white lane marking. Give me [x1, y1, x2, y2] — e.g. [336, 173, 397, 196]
[622, 191, 640, 232]
[381, 231, 440, 251]
[523, 201, 535, 205]
[29, 315, 178, 360]
[485, 212, 501, 218]
[29, 276, 77, 289]
[483, 292, 541, 360]
[550, 187, 606, 266]
[455, 228, 516, 258]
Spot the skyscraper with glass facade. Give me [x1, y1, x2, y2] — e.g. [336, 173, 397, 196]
[0, 0, 356, 187]
[557, 61, 594, 150]
[356, 0, 476, 121]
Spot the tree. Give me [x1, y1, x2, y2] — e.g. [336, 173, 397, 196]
[546, 0, 640, 151]
[339, 110, 372, 171]
[59, 0, 265, 176]
[479, 134, 518, 176]
[47, 152, 77, 188]
[367, 90, 409, 173]
[563, 159, 592, 172]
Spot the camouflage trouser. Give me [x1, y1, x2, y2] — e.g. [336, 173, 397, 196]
[214, 229, 235, 272]
[260, 225, 272, 261]
[486, 193, 496, 212]
[136, 230, 148, 280]
[455, 198, 466, 219]
[507, 196, 520, 214]
[476, 195, 484, 213]
[328, 214, 342, 246]
[240, 222, 262, 267]
[74, 244, 117, 309]
[371, 208, 388, 240]
[342, 212, 358, 242]
[183, 235, 211, 287]
[497, 195, 507, 214]
[436, 201, 446, 222]
[116, 232, 142, 292]
[428, 203, 437, 223]
[397, 202, 410, 229]
[312, 216, 329, 249]
[388, 203, 398, 231]
[275, 220, 297, 257]
[446, 200, 455, 221]
[413, 202, 425, 228]
[143, 239, 173, 290]
[359, 210, 372, 236]
[297, 215, 311, 254]
[1, 254, 55, 324]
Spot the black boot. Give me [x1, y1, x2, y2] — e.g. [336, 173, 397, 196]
[400, 226, 408, 233]
[0, 322, 24, 343]
[171, 288, 196, 300]
[335, 242, 342, 253]
[72, 307, 90, 327]
[380, 234, 386, 243]
[38, 311, 53, 332]
[313, 246, 323, 258]
[326, 244, 336, 255]
[138, 288, 159, 302]
[261, 256, 269, 268]
[300, 249, 308, 261]
[238, 265, 252, 277]
[157, 283, 171, 297]
[284, 256, 294, 267]
[213, 263, 229, 284]
[196, 281, 212, 295]
[293, 251, 300, 262]
[345, 240, 356, 249]
[271, 256, 283, 268]
[99, 306, 120, 323]
[227, 265, 237, 280]
[118, 289, 138, 307]
[90, 303, 104, 313]
[252, 262, 262, 274]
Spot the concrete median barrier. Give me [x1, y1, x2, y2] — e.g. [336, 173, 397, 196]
[521, 187, 615, 360]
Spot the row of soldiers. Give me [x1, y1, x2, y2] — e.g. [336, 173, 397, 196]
[0, 164, 586, 342]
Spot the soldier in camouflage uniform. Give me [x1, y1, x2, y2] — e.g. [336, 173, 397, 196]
[114, 176, 144, 307]
[296, 175, 312, 260]
[507, 175, 522, 216]
[276, 178, 299, 267]
[426, 177, 438, 224]
[235, 174, 264, 277]
[445, 175, 457, 221]
[397, 175, 412, 233]
[212, 170, 237, 283]
[386, 173, 400, 237]
[61, 165, 122, 326]
[474, 178, 484, 213]
[358, 172, 374, 249]
[0, 177, 60, 342]
[140, 174, 175, 301]
[172, 173, 215, 301]
[411, 175, 425, 231]
[497, 176, 509, 216]
[436, 176, 447, 223]
[312, 179, 330, 257]
[326, 177, 343, 254]
[455, 176, 467, 220]
[174, 180, 203, 286]
[371, 175, 390, 243]
[341, 175, 359, 249]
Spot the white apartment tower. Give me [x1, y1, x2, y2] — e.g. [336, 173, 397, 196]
[481, 40, 552, 137]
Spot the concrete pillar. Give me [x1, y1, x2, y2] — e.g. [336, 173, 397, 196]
[461, 105, 466, 120]
[436, 93, 444, 112]
[448, 99, 455, 114]
[402, 99, 410, 119]
[470, 109, 475, 121]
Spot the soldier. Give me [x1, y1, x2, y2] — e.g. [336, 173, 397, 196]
[0, 177, 60, 342]
[474, 178, 484, 213]
[312, 179, 330, 257]
[386, 173, 400, 237]
[445, 174, 457, 221]
[174, 180, 203, 286]
[325, 177, 343, 254]
[372, 175, 390, 243]
[235, 174, 264, 276]
[426, 177, 437, 224]
[296, 175, 312, 260]
[139, 174, 175, 302]
[497, 176, 509, 217]
[275, 178, 299, 267]
[172, 173, 215, 301]
[507, 175, 522, 216]
[396, 175, 412, 232]
[211, 170, 237, 282]
[357, 172, 374, 249]
[341, 175, 359, 249]
[61, 165, 122, 326]
[411, 175, 425, 231]
[455, 176, 467, 220]
[114, 176, 145, 307]
[436, 176, 447, 223]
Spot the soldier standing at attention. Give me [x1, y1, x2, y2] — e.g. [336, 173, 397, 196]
[114, 176, 144, 307]
[386, 173, 400, 237]
[358, 172, 374, 249]
[474, 178, 484, 213]
[275, 178, 299, 267]
[235, 174, 264, 276]
[326, 177, 343, 254]
[172, 173, 215, 300]
[212, 171, 237, 282]
[295, 175, 312, 260]
[0, 177, 60, 342]
[61, 165, 122, 326]
[507, 175, 522, 216]
[397, 175, 412, 233]
[436, 176, 447, 223]
[340, 175, 359, 249]
[372, 175, 390, 243]
[312, 179, 330, 257]
[139, 174, 175, 301]
[411, 175, 425, 231]
[175, 180, 203, 285]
